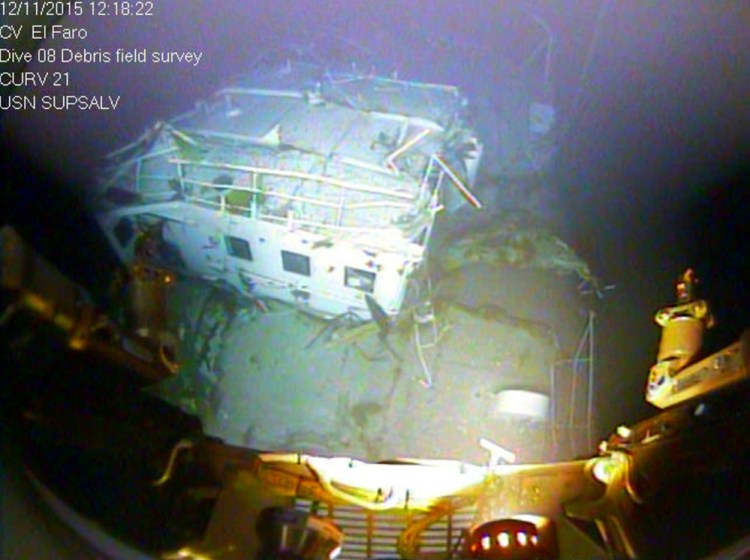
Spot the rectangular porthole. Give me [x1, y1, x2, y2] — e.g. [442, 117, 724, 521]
[225, 235, 253, 261]
[281, 250, 311, 276]
[345, 267, 376, 293]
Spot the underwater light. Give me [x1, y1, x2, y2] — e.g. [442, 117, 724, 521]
[517, 531, 528, 546]
[465, 516, 558, 559]
[497, 531, 510, 548]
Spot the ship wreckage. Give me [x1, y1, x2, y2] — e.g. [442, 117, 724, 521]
[91, 60, 598, 462]
[1, 64, 683, 560]
[96, 61, 485, 320]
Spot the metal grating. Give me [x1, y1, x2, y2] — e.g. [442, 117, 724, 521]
[294, 499, 477, 560]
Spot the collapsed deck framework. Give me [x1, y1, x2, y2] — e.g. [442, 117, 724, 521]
[95, 63, 483, 318]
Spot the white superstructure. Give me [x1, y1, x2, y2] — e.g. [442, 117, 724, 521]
[95, 62, 483, 318]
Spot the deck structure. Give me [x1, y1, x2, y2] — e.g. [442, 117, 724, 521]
[95, 62, 483, 319]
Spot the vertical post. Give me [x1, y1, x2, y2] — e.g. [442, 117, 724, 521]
[251, 173, 258, 218]
[549, 363, 557, 459]
[336, 181, 345, 227]
[418, 156, 435, 202]
[586, 310, 596, 449]
[568, 359, 578, 457]
[135, 158, 142, 194]
[177, 162, 185, 196]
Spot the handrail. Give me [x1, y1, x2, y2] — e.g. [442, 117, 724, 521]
[181, 178, 413, 214]
[386, 129, 432, 173]
[432, 155, 482, 209]
[171, 158, 415, 201]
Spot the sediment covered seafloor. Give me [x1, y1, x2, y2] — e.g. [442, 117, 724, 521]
[154, 262, 590, 465]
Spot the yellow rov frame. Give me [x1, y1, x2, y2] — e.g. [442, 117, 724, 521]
[0, 225, 178, 383]
[646, 269, 749, 409]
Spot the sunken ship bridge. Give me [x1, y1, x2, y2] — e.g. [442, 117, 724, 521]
[95, 62, 483, 319]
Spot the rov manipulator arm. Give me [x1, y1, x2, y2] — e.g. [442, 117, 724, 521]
[646, 269, 749, 409]
[0, 224, 176, 385]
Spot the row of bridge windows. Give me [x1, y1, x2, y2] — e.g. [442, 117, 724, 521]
[224, 235, 375, 293]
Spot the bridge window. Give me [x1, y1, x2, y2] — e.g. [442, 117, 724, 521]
[225, 236, 253, 261]
[282, 250, 310, 276]
[345, 267, 376, 293]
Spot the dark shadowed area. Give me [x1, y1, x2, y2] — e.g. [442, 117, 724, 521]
[1, 0, 749, 440]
